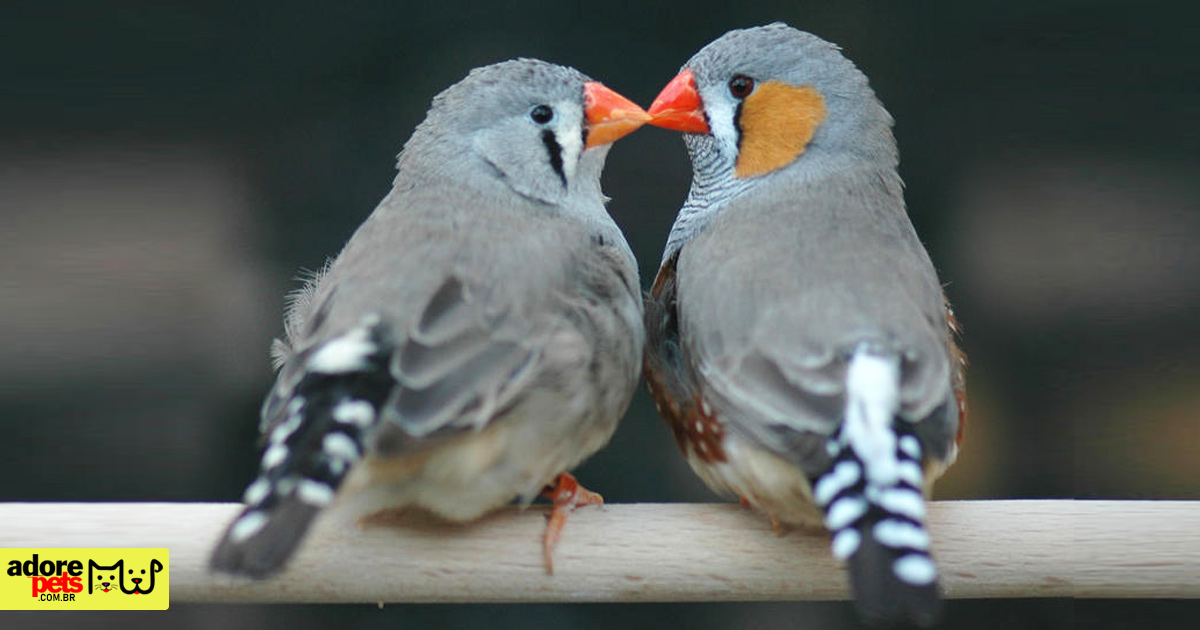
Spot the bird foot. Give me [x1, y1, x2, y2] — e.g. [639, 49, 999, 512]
[540, 472, 603, 574]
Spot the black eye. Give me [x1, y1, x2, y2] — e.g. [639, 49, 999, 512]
[728, 75, 754, 99]
[530, 105, 554, 124]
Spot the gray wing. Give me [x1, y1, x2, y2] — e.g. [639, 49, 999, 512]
[383, 275, 539, 439]
[675, 173, 958, 471]
[260, 187, 642, 452]
[261, 278, 542, 448]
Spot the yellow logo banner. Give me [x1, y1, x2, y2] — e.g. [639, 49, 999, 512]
[2, 548, 168, 610]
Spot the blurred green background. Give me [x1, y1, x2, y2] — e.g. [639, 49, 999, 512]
[3, 1, 1197, 628]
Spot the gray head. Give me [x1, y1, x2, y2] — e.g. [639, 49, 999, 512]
[649, 23, 897, 198]
[395, 58, 649, 207]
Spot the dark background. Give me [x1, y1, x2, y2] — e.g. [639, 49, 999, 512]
[3, 1, 1197, 628]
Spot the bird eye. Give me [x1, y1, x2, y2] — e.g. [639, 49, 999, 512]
[728, 75, 755, 99]
[530, 105, 554, 124]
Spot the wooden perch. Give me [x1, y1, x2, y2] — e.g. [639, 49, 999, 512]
[0, 501, 1196, 603]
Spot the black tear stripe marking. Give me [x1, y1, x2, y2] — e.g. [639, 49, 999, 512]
[542, 129, 567, 188]
[733, 101, 744, 153]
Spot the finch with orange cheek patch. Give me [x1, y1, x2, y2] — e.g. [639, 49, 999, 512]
[644, 23, 967, 627]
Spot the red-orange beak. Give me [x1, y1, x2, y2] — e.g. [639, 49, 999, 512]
[648, 68, 709, 134]
[583, 81, 652, 149]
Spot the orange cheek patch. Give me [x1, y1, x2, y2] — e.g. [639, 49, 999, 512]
[735, 82, 827, 178]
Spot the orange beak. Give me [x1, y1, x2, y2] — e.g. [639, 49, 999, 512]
[648, 68, 710, 134]
[583, 81, 652, 148]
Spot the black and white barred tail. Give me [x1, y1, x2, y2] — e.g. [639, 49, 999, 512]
[813, 348, 942, 627]
[211, 324, 393, 578]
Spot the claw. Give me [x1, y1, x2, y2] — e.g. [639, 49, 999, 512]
[540, 472, 603, 574]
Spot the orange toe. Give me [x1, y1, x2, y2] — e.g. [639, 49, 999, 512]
[541, 472, 603, 574]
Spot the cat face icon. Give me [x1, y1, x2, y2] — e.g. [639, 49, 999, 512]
[88, 559, 163, 595]
[93, 569, 118, 593]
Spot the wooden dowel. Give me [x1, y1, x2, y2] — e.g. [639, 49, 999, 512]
[1, 501, 1196, 603]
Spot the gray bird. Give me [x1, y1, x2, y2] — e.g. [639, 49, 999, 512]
[644, 24, 967, 626]
[210, 59, 651, 578]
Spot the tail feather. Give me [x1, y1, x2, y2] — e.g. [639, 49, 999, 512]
[814, 348, 942, 627]
[211, 325, 393, 578]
